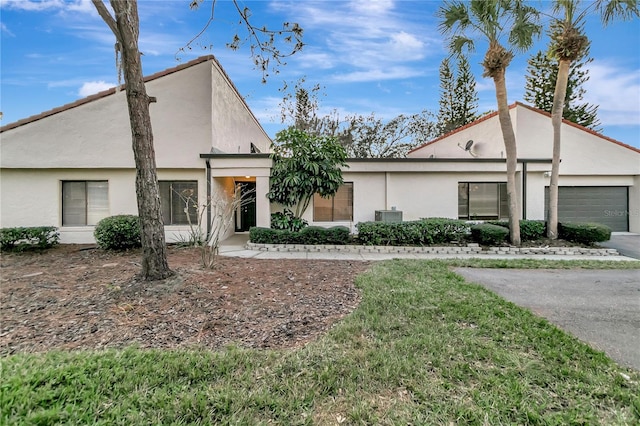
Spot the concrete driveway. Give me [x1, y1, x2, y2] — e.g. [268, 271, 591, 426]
[455, 268, 640, 371]
[598, 233, 640, 260]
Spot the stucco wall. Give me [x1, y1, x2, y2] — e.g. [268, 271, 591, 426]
[1, 59, 273, 170]
[1, 63, 213, 170]
[300, 170, 523, 232]
[209, 62, 272, 154]
[0, 168, 205, 244]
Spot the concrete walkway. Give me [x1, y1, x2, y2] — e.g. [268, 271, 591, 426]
[219, 234, 638, 262]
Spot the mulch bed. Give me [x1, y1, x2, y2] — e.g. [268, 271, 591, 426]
[0, 245, 370, 355]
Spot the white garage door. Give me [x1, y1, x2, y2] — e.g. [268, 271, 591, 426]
[545, 186, 629, 232]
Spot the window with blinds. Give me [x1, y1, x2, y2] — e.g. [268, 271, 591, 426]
[62, 181, 109, 226]
[313, 183, 353, 222]
[458, 182, 508, 220]
[159, 181, 198, 225]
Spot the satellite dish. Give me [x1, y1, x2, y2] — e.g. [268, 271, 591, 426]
[464, 140, 474, 151]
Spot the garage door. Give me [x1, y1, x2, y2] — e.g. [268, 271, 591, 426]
[545, 186, 629, 231]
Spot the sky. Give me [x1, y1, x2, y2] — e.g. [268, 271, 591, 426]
[1, 0, 639, 148]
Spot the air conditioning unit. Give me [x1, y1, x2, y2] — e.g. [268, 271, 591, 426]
[375, 210, 403, 223]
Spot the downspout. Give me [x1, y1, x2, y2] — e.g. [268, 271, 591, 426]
[522, 160, 527, 220]
[205, 159, 212, 238]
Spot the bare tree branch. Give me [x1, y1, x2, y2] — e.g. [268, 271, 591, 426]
[181, 0, 303, 82]
[91, 0, 120, 42]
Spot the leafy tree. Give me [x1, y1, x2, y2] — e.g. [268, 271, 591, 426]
[346, 112, 438, 158]
[267, 128, 348, 218]
[525, 50, 600, 129]
[438, 0, 542, 246]
[544, 0, 637, 239]
[91, 0, 303, 281]
[279, 79, 437, 158]
[437, 56, 479, 135]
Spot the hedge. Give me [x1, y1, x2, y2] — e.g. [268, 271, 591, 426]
[356, 218, 470, 246]
[487, 220, 546, 241]
[250, 226, 350, 245]
[0, 226, 59, 252]
[470, 223, 509, 246]
[559, 222, 611, 245]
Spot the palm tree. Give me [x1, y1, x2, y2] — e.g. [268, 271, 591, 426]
[438, 0, 541, 245]
[546, 0, 638, 239]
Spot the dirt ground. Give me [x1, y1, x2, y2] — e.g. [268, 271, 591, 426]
[0, 245, 370, 355]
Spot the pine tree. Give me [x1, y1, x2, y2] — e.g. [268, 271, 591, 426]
[437, 58, 456, 135]
[454, 56, 479, 129]
[524, 50, 600, 130]
[437, 56, 478, 136]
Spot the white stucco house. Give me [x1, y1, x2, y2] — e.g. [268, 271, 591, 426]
[308, 102, 639, 233]
[1, 55, 273, 243]
[2, 55, 638, 244]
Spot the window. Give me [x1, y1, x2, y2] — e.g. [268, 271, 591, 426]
[458, 182, 508, 220]
[159, 181, 198, 225]
[313, 183, 353, 221]
[62, 181, 109, 226]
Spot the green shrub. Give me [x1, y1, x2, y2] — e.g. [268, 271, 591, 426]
[250, 226, 350, 245]
[299, 226, 328, 245]
[559, 222, 611, 245]
[357, 218, 469, 246]
[270, 209, 308, 232]
[470, 223, 509, 246]
[94, 215, 141, 250]
[421, 218, 470, 244]
[487, 220, 546, 241]
[0, 226, 59, 252]
[325, 226, 351, 244]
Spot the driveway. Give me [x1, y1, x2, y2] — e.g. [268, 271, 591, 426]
[598, 233, 640, 260]
[455, 268, 640, 371]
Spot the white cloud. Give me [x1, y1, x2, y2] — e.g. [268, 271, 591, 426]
[78, 80, 113, 96]
[584, 60, 640, 126]
[0, 0, 93, 12]
[271, 0, 438, 81]
[333, 66, 425, 83]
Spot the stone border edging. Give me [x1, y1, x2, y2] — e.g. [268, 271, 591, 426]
[246, 242, 619, 256]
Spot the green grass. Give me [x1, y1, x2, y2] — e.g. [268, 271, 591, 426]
[3, 260, 639, 425]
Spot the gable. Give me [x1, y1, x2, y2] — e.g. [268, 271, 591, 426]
[0, 56, 272, 169]
[408, 103, 639, 175]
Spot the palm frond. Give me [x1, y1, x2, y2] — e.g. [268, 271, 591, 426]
[438, 1, 472, 35]
[596, 0, 640, 25]
[449, 36, 476, 56]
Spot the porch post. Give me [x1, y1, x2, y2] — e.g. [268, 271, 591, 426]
[255, 176, 271, 228]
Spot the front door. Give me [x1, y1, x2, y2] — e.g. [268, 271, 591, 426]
[235, 182, 256, 232]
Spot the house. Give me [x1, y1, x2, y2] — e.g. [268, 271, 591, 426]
[298, 103, 639, 233]
[1, 55, 273, 244]
[2, 56, 638, 244]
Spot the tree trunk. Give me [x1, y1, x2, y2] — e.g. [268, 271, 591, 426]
[111, 0, 172, 280]
[548, 59, 571, 239]
[492, 70, 521, 246]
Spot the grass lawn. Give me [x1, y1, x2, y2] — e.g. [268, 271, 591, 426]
[2, 259, 639, 425]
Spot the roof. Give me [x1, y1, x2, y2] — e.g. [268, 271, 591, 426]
[0, 55, 261, 134]
[408, 101, 640, 155]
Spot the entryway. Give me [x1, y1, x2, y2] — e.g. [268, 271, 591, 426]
[235, 182, 256, 232]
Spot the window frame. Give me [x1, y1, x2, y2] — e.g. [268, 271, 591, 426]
[458, 181, 508, 220]
[313, 182, 354, 222]
[159, 180, 199, 226]
[61, 180, 109, 226]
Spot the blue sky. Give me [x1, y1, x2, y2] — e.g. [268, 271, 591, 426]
[1, 0, 639, 148]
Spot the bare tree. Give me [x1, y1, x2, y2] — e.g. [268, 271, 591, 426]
[91, 0, 303, 281]
[176, 185, 254, 269]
